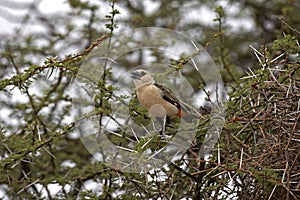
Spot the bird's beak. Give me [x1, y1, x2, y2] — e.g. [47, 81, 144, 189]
[131, 71, 141, 80]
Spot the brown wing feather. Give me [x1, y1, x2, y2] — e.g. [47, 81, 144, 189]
[154, 83, 188, 114]
[153, 83, 200, 121]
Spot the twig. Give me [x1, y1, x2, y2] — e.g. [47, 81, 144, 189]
[279, 17, 300, 35]
[17, 179, 40, 194]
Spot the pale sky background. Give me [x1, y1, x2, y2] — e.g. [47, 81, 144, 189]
[0, 0, 255, 35]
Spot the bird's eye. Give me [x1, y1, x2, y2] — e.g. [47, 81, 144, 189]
[139, 71, 146, 76]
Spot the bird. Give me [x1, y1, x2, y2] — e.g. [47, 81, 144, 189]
[130, 69, 199, 131]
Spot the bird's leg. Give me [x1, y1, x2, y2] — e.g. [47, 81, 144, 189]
[162, 115, 167, 134]
[157, 115, 171, 135]
[165, 115, 171, 128]
[156, 117, 164, 135]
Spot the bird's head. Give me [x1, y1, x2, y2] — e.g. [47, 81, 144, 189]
[131, 69, 154, 88]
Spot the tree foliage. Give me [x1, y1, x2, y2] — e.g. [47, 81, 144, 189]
[0, 0, 299, 199]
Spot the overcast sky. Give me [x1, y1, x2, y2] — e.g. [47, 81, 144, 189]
[0, 0, 254, 35]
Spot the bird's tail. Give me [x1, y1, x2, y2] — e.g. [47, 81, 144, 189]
[183, 112, 202, 123]
[177, 109, 202, 123]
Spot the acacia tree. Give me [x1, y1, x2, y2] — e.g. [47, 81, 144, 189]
[0, 0, 299, 199]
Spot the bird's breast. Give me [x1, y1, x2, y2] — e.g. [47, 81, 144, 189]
[136, 85, 178, 117]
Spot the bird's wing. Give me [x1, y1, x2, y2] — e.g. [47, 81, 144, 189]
[154, 83, 188, 112]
